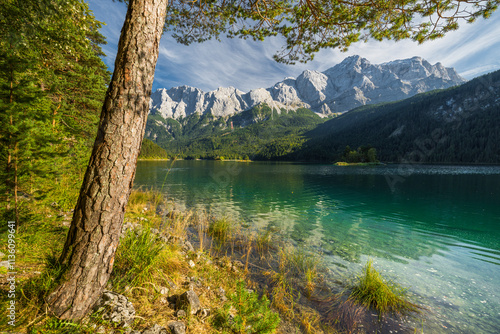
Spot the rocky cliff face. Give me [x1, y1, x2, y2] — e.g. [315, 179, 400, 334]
[150, 56, 465, 119]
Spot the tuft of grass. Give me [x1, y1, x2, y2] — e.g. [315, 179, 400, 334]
[111, 227, 167, 290]
[167, 210, 193, 241]
[255, 229, 273, 257]
[280, 247, 322, 298]
[349, 260, 422, 317]
[304, 268, 317, 298]
[127, 189, 164, 215]
[288, 247, 321, 276]
[320, 296, 364, 334]
[298, 308, 322, 334]
[208, 217, 233, 244]
[129, 189, 164, 206]
[262, 245, 326, 331]
[265, 250, 296, 319]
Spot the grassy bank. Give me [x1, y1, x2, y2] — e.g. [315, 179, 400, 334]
[334, 162, 384, 166]
[0, 190, 424, 333]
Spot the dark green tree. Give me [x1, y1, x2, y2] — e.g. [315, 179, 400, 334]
[0, 0, 109, 225]
[367, 148, 377, 163]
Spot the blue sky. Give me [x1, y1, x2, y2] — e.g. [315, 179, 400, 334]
[87, 0, 500, 93]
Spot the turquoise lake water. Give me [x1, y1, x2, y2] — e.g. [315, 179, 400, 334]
[134, 160, 500, 333]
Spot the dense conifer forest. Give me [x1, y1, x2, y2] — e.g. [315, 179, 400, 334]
[299, 70, 500, 163]
[0, 0, 110, 222]
[138, 139, 169, 159]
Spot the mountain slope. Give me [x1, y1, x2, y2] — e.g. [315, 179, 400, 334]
[297, 70, 500, 163]
[149, 56, 465, 120]
[148, 105, 324, 160]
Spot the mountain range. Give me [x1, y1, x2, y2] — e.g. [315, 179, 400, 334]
[149, 55, 465, 119]
[144, 67, 499, 163]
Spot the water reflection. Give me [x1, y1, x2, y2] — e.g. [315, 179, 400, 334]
[134, 161, 500, 263]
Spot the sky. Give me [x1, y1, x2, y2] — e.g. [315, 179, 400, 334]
[87, 0, 500, 93]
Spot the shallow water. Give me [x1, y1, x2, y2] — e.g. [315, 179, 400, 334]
[135, 161, 500, 333]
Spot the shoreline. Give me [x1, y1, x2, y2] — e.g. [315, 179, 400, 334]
[1, 188, 431, 333]
[334, 161, 384, 166]
[138, 157, 500, 166]
[160, 198, 427, 334]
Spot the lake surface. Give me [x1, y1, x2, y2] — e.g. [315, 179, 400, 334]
[134, 160, 500, 333]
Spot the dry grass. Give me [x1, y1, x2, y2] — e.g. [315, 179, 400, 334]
[260, 245, 331, 333]
[127, 189, 164, 215]
[299, 307, 323, 334]
[255, 228, 273, 257]
[319, 295, 365, 333]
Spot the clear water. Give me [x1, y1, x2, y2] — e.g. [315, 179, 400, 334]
[134, 160, 500, 333]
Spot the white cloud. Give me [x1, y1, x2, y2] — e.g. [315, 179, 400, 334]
[88, 0, 500, 92]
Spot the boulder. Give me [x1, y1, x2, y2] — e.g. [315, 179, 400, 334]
[182, 240, 195, 253]
[94, 291, 135, 327]
[178, 290, 201, 315]
[142, 324, 168, 334]
[168, 321, 186, 334]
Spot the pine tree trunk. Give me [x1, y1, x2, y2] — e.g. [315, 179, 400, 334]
[47, 0, 168, 320]
[14, 142, 19, 231]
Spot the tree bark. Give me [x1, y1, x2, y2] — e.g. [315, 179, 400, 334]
[47, 0, 168, 320]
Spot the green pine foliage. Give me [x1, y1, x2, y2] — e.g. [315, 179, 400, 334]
[0, 0, 109, 224]
[111, 227, 166, 290]
[213, 280, 280, 334]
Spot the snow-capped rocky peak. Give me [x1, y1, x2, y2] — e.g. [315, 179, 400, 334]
[150, 56, 466, 119]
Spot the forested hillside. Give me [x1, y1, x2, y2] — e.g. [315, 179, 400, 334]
[145, 104, 325, 160]
[0, 0, 109, 223]
[139, 139, 169, 159]
[297, 70, 500, 163]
